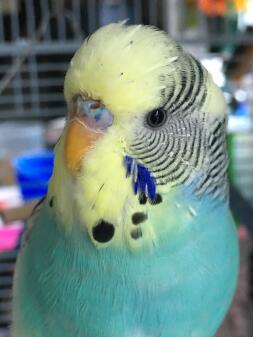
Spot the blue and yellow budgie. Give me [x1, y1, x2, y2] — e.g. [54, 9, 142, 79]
[12, 23, 239, 337]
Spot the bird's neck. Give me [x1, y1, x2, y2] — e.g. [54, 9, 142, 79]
[48, 130, 229, 251]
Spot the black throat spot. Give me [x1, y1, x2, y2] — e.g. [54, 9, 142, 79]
[92, 220, 115, 243]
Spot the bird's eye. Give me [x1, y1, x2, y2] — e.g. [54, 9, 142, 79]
[72, 96, 113, 132]
[146, 108, 167, 128]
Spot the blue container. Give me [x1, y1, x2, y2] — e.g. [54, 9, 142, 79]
[13, 151, 54, 201]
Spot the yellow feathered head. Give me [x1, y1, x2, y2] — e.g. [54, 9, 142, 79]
[50, 23, 227, 248]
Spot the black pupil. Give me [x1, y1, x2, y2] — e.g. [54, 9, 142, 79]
[147, 108, 166, 127]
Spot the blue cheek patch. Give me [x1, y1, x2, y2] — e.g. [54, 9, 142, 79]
[124, 155, 156, 201]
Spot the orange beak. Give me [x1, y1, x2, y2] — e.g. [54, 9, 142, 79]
[64, 119, 101, 174]
[64, 98, 113, 174]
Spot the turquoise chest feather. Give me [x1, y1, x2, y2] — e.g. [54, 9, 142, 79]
[12, 188, 238, 337]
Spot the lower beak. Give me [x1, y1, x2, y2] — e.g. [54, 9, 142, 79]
[64, 118, 102, 174]
[64, 99, 113, 174]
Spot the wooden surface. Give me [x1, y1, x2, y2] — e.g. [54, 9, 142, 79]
[0, 200, 38, 225]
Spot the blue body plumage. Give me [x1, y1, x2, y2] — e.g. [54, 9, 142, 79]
[12, 187, 238, 337]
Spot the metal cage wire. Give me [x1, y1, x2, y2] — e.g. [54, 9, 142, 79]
[1, 0, 253, 119]
[0, 0, 168, 120]
[1, 2, 253, 335]
[0, 1, 253, 204]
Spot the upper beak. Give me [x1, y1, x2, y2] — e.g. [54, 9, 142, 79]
[64, 99, 113, 174]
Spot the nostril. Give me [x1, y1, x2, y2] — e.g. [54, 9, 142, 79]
[90, 101, 102, 109]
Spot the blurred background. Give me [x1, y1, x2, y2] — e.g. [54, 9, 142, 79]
[0, 1, 253, 336]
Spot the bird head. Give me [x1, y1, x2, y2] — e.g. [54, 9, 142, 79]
[48, 23, 228, 249]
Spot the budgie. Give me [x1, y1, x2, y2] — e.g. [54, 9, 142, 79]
[12, 23, 239, 337]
